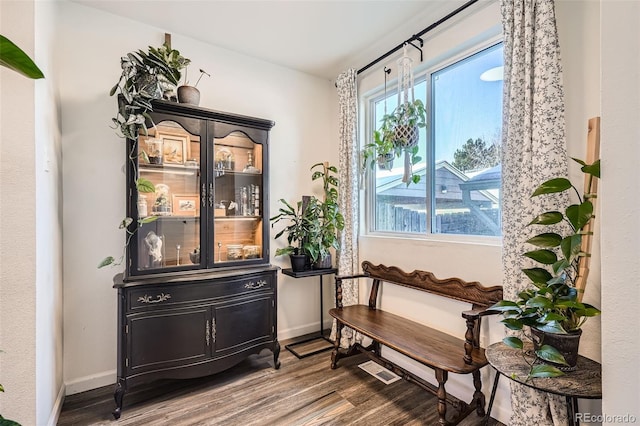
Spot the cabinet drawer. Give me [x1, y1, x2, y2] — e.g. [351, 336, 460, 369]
[127, 272, 274, 311]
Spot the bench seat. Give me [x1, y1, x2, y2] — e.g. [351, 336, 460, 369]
[329, 262, 502, 425]
[330, 305, 487, 374]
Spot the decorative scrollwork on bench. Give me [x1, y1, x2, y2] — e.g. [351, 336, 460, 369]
[137, 293, 171, 304]
[244, 279, 267, 289]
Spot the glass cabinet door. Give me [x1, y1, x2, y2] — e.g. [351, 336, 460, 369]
[212, 130, 264, 264]
[134, 120, 202, 272]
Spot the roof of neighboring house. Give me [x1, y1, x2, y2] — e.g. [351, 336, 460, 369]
[459, 164, 501, 191]
[375, 160, 499, 204]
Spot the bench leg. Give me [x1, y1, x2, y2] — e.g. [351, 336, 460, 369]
[373, 340, 381, 357]
[435, 368, 449, 425]
[330, 321, 343, 369]
[473, 369, 486, 417]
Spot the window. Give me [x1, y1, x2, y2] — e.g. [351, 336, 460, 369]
[367, 42, 503, 238]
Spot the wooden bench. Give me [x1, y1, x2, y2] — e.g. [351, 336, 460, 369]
[329, 261, 503, 425]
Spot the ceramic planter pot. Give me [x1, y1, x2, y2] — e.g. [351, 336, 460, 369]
[177, 85, 200, 105]
[377, 153, 394, 170]
[312, 253, 332, 270]
[531, 327, 582, 371]
[290, 254, 307, 272]
[189, 251, 200, 264]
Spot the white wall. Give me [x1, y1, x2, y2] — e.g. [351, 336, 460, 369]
[34, 2, 65, 424]
[57, 1, 337, 394]
[356, 1, 602, 423]
[0, 2, 37, 423]
[600, 1, 640, 423]
[556, 0, 602, 363]
[0, 1, 63, 424]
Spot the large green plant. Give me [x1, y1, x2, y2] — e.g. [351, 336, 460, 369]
[109, 43, 189, 139]
[270, 198, 315, 257]
[491, 158, 601, 378]
[362, 99, 425, 185]
[99, 43, 190, 269]
[0, 34, 44, 79]
[305, 162, 345, 264]
[270, 162, 345, 266]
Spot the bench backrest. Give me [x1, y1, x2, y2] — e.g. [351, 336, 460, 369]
[361, 261, 503, 309]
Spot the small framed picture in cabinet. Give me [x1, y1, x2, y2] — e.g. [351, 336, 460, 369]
[172, 194, 199, 217]
[158, 131, 190, 164]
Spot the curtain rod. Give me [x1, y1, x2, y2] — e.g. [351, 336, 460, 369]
[356, 0, 479, 75]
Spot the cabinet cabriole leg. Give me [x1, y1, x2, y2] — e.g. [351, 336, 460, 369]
[273, 340, 281, 369]
[112, 378, 126, 419]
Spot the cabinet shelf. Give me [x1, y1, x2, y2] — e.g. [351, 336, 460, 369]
[144, 215, 200, 221]
[215, 216, 261, 221]
[140, 163, 199, 176]
[214, 170, 262, 178]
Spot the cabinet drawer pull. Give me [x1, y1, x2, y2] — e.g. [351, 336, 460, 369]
[244, 280, 267, 289]
[137, 293, 171, 304]
[212, 318, 216, 343]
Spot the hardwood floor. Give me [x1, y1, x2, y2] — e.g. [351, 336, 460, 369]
[58, 336, 503, 425]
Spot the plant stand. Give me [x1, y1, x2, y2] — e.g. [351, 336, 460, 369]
[484, 342, 602, 426]
[282, 268, 337, 359]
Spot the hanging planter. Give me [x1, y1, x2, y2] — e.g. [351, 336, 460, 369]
[394, 124, 419, 148]
[362, 48, 427, 186]
[394, 48, 426, 185]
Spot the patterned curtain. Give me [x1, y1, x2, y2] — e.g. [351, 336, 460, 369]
[501, 0, 570, 424]
[332, 69, 362, 347]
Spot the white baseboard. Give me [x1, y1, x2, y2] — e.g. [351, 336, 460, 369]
[46, 383, 66, 426]
[278, 320, 333, 341]
[65, 369, 116, 395]
[62, 322, 335, 396]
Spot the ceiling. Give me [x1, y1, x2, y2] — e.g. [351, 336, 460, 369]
[72, 0, 470, 80]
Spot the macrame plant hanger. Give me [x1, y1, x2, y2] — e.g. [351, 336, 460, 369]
[382, 66, 392, 168]
[396, 44, 418, 183]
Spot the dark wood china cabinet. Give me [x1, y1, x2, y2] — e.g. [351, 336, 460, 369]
[112, 100, 279, 419]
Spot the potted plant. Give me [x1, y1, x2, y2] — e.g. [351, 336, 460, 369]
[270, 198, 315, 272]
[177, 68, 210, 105]
[305, 162, 345, 269]
[362, 99, 426, 185]
[362, 127, 396, 171]
[99, 42, 190, 269]
[491, 158, 601, 379]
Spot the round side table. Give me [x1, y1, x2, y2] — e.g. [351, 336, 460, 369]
[485, 342, 601, 426]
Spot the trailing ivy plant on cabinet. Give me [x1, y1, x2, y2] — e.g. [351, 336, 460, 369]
[112, 100, 278, 419]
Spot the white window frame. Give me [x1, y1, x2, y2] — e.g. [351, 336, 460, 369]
[362, 35, 504, 246]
